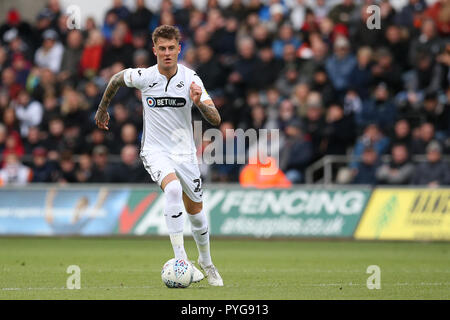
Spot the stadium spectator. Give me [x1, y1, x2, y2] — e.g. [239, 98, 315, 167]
[351, 147, 379, 185]
[228, 37, 258, 99]
[411, 140, 450, 186]
[253, 45, 282, 91]
[90, 145, 113, 183]
[1, 131, 24, 159]
[322, 102, 355, 156]
[421, 92, 449, 137]
[280, 43, 300, 70]
[2, 107, 21, 134]
[360, 82, 397, 132]
[309, 0, 331, 22]
[79, 127, 111, 155]
[113, 122, 139, 154]
[213, 16, 238, 57]
[0, 152, 32, 186]
[60, 88, 89, 133]
[371, 47, 403, 93]
[30, 147, 57, 182]
[310, 66, 335, 107]
[272, 23, 301, 59]
[74, 152, 92, 183]
[59, 29, 83, 83]
[14, 89, 43, 138]
[290, 82, 310, 118]
[23, 126, 44, 155]
[196, 45, 225, 94]
[129, 0, 154, 33]
[39, 94, 60, 133]
[276, 63, 301, 98]
[173, 0, 193, 33]
[109, 103, 131, 140]
[1, 67, 22, 100]
[110, 144, 148, 183]
[288, 0, 307, 30]
[11, 53, 31, 88]
[350, 124, 390, 171]
[325, 35, 357, 98]
[395, 0, 427, 30]
[0, 46, 7, 74]
[424, 0, 450, 35]
[349, 46, 373, 99]
[80, 29, 105, 77]
[298, 35, 329, 84]
[252, 23, 272, 50]
[383, 24, 411, 72]
[0, 124, 6, 154]
[389, 119, 412, 152]
[42, 116, 67, 156]
[409, 18, 443, 66]
[376, 144, 414, 185]
[302, 96, 325, 162]
[100, 26, 134, 69]
[279, 118, 313, 183]
[405, 51, 443, 96]
[57, 150, 77, 183]
[410, 122, 437, 155]
[273, 99, 298, 134]
[34, 29, 64, 73]
[83, 81, 102, 111]
[0, 8, 33, 46]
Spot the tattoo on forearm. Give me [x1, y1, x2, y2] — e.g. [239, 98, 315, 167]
[196, 101, 221, 126]
[98, 70, 126, 111]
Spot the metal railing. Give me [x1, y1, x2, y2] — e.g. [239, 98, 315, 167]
[305, 154, 450, 185]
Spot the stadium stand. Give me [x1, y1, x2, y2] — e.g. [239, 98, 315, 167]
[0, 0, 449, 186]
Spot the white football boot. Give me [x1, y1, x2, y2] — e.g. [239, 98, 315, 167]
[191, 262, 205, 283]
[198, 259, 223, 286]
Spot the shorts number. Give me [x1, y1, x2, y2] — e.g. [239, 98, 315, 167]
[193, 178, 202, 193]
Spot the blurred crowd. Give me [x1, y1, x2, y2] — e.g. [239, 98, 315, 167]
[0, 0, 449, 186]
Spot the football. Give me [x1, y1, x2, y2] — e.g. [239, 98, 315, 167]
[161, 258, 194, 288]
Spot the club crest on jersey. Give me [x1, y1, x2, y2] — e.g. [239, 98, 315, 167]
[145, 97, 186, 108]
[176, 81, 184, 89]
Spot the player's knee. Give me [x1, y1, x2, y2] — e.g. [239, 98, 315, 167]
[164, 179, 183, 201]
[186, 202, 202, 214]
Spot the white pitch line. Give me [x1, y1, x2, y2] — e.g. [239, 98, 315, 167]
[1, 282, 449, 291]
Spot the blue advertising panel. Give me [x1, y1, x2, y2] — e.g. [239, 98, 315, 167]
[0, 187, 129, 235]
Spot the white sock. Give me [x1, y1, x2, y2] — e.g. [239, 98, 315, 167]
[188, 210, 212, 266]
[164, 180, 187, 260]
[169, 232, 187, 260]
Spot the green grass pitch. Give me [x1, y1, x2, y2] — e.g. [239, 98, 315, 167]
[0, 237, 448, 300]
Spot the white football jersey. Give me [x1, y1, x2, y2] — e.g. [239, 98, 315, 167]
[124, 64, 211, 157]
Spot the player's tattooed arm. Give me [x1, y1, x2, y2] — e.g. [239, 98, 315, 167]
[196, 100, 221, 126]
[95, 70, 126, 130]
[190, 82, 221, 126]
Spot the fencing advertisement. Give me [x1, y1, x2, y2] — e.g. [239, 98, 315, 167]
[126, 188, 371, 237]
[1, 185, 449, 240]
[354, 188, 450, 241]
[0, 186, 370, 238]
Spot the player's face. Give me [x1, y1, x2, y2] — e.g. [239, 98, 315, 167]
[153, 37, 180, 71]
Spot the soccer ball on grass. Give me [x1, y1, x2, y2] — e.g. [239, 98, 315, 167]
[161, 258, 194, 288]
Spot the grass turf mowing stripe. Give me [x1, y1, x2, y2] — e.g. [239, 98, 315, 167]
[0, 237, 448, 300]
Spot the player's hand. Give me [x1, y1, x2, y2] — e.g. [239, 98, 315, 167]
[94, 108, 110, 130]
[190, 82, 202, 105]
